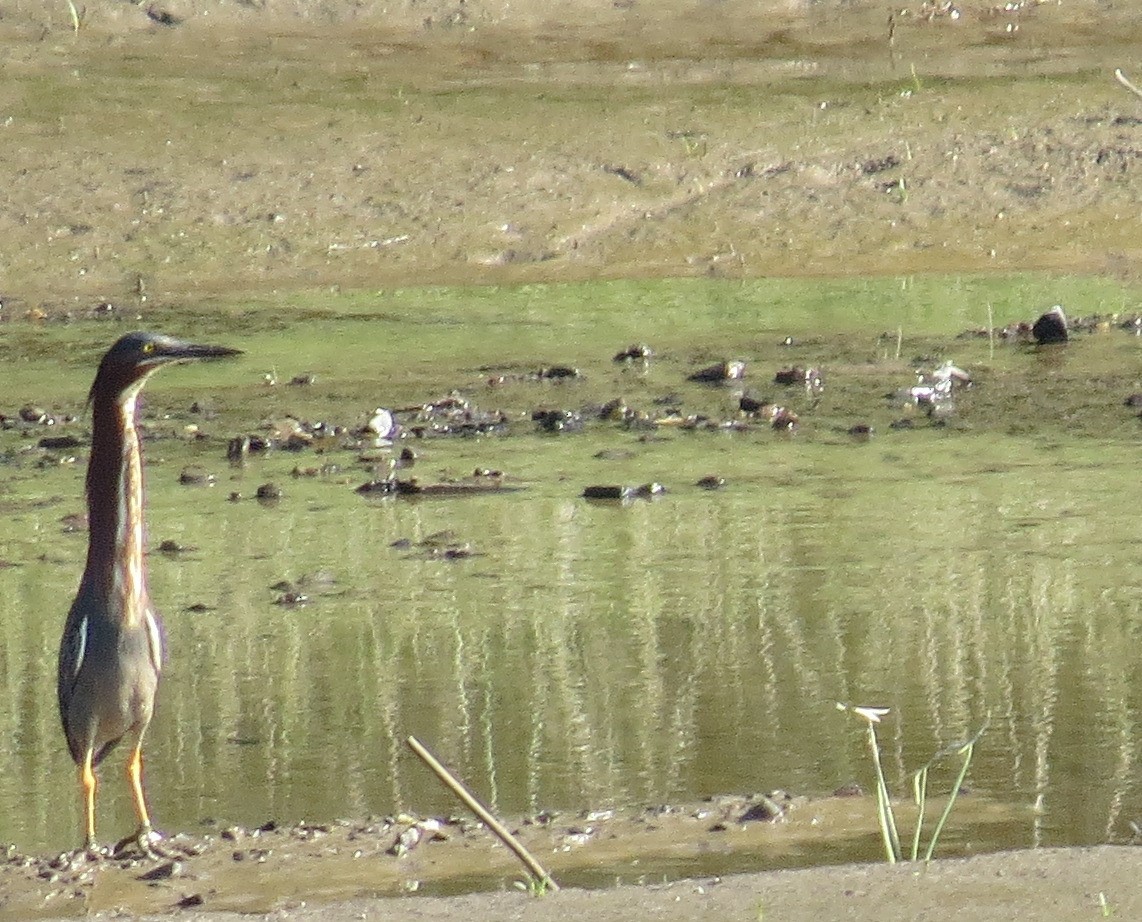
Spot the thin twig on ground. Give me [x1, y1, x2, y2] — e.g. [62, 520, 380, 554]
[1115, 69, 1142, 102]
[406, 735, 560, 892]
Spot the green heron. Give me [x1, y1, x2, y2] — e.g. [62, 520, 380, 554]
[57, 332, 241, 855]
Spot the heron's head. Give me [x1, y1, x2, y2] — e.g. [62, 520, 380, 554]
[89, 332, 242, 404]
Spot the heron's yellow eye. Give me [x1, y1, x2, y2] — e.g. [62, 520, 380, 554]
[142, 342, 155, 354]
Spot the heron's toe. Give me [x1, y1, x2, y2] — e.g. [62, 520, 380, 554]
[112, 825, 166, 860]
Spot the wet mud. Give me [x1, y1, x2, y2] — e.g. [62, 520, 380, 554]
[0, 789, 1028, 918]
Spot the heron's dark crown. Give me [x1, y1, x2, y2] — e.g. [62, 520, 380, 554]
[89, 332, 242, 403]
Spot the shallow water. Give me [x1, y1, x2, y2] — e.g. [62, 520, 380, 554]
[1, 274, 1140, 876]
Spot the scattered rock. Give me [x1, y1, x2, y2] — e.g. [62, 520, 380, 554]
[157, 539, 196, 555]
[774, 366, 824, 396]
[1032, 305, 1068, 344]
[178, 466, 215, 486]
[602, 163, 640, 185]
[226, 435, 250, 465]
[533, 408, 583, 432]
[138, 860, 183, 881]
[739, 794, 787, 823]
[689, 360, 745, 383]
[146, 4, 184, 26]
[738, 394, 767, 414]
[359, 476, 521, 497]
[538, 365, 580, 380]
[39, 435, 81, 450]
[771, 408, 798, 430]
[582, 483, 665, 500]
[696, 475, 726, 490]
[613, 343, 653, 362]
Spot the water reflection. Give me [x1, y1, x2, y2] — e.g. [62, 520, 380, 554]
[2, 432, 1139, 860]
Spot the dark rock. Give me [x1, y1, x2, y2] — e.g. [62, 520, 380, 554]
[597, 397, 629, 420]
[774, 366, 824, 395]
[538, 365, 580, 380]
[227, 435, 250, 465]
[533, 408, 583, 432]
[255, 482, 282, 501]
[739, 794, 786, 822]
[356, 479, 395, 496]
[138, 860, 182, 881]
[771, 408, 798, 430]
[688, 360, 745, 383]
[696, 475, 726, 490]
[633, 482, 665, 498]
[1032, 305, 1068, 344]
[582, 485, 626, 500]
[147, 4, 184, 26]
[602, 163, 640, 185]
[178, 466, 214, 486]
[862, 154, 901, 174]
[582, 483, 664, 501]
[613, 343, 653, 362]
[739, 394, 769, 415]
[39, 435, 81, 450]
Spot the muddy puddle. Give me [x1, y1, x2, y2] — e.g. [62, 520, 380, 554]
[1, 274, 1140, 917]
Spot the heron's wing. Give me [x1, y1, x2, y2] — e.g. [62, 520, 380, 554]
[57, 605, 88, 698]
[56, 597, 91, 763]
[142, 605, 166, 673]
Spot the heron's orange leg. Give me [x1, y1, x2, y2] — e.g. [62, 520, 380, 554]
[118, 740, 169, 859]
[126, 742, 153, 833]
[80, 748, 97, 850]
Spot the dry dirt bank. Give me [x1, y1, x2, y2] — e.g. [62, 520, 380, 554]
[0, 1, 1139, 315]
[165, 847, 1142, 922]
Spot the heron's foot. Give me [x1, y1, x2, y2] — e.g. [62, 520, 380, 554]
[112, 825, 169, 860]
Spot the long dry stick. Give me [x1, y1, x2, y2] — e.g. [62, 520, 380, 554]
[406, 735, 560, 891]
[1115, 69, 1142, 102]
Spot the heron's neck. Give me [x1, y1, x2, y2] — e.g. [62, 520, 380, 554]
[84, 384, 149, 624]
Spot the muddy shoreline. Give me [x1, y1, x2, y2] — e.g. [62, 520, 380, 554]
[1, 792, 1136, 920]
